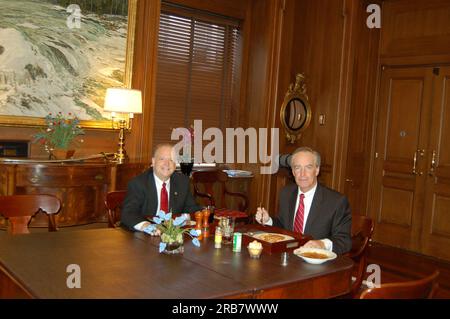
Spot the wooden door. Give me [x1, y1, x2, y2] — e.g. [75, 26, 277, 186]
[421, 66, 450, 260]
[342, 0, 381, 217]
[370, 67, 433, 251]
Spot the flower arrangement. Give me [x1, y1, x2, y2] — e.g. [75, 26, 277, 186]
[146, 211, 200, 253]
[33, 112, 85, 150]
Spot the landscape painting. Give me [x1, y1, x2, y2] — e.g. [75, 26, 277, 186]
[0, 0, 136, 128]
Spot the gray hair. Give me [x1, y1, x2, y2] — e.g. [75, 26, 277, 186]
[290, 147, 321, 167]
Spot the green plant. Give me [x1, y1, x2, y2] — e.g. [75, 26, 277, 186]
[33, 112, 85, 150]
[144, 211, 200, 253]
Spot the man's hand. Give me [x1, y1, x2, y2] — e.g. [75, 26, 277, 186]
[141, 222, 161, 236]
[255, 207, 270, 225]
[302, 239, 325, 249]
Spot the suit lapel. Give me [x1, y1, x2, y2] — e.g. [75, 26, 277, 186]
[304, 183, 323, 233]
[169, 176, 178, 213]
[148, 172, 158, 215]
[287, 187, 298, 231]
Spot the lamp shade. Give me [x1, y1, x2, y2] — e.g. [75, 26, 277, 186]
[104, 88, 142, 114]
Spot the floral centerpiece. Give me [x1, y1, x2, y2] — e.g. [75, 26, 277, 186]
[33, 112, 85, 158]
[146, 211, 200, 254]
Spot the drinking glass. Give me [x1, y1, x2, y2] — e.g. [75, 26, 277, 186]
[219, 216, 235, 244]
[181, 213, 191, 225]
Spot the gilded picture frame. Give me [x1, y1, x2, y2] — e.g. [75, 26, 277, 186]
[0, 0, 137, 129]
[280, 73, 312, 144]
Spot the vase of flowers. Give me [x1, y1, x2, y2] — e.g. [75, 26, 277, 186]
[33, 112, 85, 159]
[145, 210, 200, 254]
[162, 240, 185, 254]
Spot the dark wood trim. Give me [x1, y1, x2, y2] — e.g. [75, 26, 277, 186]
[131, 0, 161, 162]
[333, 0, 358, 192]
[381, 55, 450, 66]
[258, 0, 286, 214]
[367, 242, 450, 298]
[0, 263, 34, 299]
[163, 0, 250, 20]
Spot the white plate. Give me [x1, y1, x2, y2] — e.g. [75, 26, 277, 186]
[293, 247, 337, 264]
[252, 232, 294, 243]
[222, 169, 253, 177]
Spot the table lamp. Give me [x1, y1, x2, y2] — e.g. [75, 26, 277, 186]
[104, 88, 142, 164]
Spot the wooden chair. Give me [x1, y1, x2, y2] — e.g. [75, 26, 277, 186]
[192, 170, 249, 223]
[360, 270, 440, 299]
[192, 170, 248, 212]
[348, 214, 374, 297]
[105, 190, 127, 228]
[0, 194, 61, 234]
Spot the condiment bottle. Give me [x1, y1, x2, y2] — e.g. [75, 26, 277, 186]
[202, 207, 211, 238]
[194, 211, 204, 240]
[214, 226, 222, 249]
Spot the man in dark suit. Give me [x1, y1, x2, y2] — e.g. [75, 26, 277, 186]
[256, 147, 352, 254]
[121, 144, 201, 233]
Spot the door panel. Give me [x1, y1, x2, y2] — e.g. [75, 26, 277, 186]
[371, 67, 433, 251]
[422, 67, 450, 260]
[385, 79, 423, 160]
[431, 195, 450, 237]
[380, 186, 413, 226]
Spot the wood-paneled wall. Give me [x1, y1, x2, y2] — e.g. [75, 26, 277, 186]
[342, 0, 381, 216]
[0, 0, 364, 215]
[380, 0, 450, 65]
[239, 0, 285, 215]
[288, 0, 351, 188]
[261, 0, 361, 214]
[367, 0, 450, 261]
[4, 1, 449, 259]
[127, 0, 161, 163]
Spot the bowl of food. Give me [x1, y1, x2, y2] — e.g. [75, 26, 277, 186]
[293, 247, 337, 264]
[247, 240, 263, 258]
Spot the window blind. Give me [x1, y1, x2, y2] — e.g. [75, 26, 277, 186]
[153, 3, 241, 148]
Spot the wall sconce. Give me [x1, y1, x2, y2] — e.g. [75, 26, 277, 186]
[104, 88, 142, 164]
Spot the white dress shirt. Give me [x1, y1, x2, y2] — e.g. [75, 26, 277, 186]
[153, 174, 171, 213]
[292, 183, 317, 232]
[134, 173, 171, 231]
[265, 182, 333, 251]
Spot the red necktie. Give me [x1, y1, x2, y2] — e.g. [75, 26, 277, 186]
[160, 182, 168, 213]
[293, 193, 305, 234]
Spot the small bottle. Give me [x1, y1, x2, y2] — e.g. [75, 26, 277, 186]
[194, 211, 204, 240]
[233, 232, 242, 252]
[214, 226, 222, 249]
[203, 208, 211, 238]
[281, 252, 289, 266]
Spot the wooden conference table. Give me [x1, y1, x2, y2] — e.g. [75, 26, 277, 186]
[0, 227, 352, 299]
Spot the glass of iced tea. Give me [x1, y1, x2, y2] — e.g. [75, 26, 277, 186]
[219, 216, 235, 244]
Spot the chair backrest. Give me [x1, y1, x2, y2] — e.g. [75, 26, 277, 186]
[351, 214, 374, 256]
[360, 270, 440, 299]
[191, 170, 248, 211]
[0, 194, 61, 234]
[348, 214, 374, 297]
[105, 190, 127, 228]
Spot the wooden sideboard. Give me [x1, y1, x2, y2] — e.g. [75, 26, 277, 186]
[0, 159, 148, 228]
[0, 158, 252, 228]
